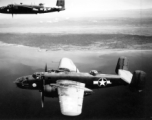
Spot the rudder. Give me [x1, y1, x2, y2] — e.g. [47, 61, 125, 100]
[115, 57, 129, 74]
[56, 0, 65, 9]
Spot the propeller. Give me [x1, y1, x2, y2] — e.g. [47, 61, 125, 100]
[40, 64, 47, 108]
[40, 77, 45, 108]
[10, 4, 14, 18]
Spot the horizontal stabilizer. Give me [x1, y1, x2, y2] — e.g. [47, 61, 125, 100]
[118, 69, 133, 84]
[116, 57, 147, 92]
[116, 57, 132, 84]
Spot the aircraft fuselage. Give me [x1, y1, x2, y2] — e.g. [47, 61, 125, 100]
[0, 5, 62, 14]
[0, 0, 65, 15]
[15, 71, 127, 90]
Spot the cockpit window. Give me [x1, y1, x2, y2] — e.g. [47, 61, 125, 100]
[32, 73, 36, 78]
[18, 77, 24, 82]
[7, 4, 13, 8]
[32, 72, 42, 79]
[1, 6, 5, 9]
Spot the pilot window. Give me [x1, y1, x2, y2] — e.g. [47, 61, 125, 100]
[8, 5, 13, 8]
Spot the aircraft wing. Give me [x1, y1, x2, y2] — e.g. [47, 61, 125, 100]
[51, 80, 92, 116]
[58, 58, 79, 73]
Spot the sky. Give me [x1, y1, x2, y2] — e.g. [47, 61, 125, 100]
[0, 0, 152, 33]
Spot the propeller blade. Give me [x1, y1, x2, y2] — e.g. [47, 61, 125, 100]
[40, 76, 45, 108]
[40, 91, 44, 108]
[11, 5, 14, 18]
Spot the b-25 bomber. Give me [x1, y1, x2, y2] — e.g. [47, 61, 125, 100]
[0, 0, 65, 17]
[14, 57, 146, 116]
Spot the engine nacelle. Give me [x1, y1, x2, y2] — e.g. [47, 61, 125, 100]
[43, 85, 92, 97]
[129, 70, 146, 92]
[43, 85, 58, 98]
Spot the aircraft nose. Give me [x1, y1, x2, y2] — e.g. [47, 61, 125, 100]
[14, 77, 25, 87]
[14, 75, 36, 88]
[0, 7, 3, 10]
[14, 76, 30, 87]
[0, 7, 6, 13]
[14, 77, 23, 84]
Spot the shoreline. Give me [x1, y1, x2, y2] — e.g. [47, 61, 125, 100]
[0, 41, 151, 71]
[0, 41, 152, 53]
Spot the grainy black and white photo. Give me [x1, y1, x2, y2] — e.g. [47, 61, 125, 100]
[0, 0, 152, 119]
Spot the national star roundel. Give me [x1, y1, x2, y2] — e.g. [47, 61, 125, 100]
[98, 78, 108, 87]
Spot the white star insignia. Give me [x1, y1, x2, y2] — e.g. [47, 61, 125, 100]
[98, 78, 107, 86]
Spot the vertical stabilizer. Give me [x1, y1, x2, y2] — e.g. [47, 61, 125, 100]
[116, 57, 133, 84]
[56, 0, 65, 9]
[115, 57, 129, 74]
